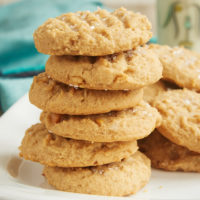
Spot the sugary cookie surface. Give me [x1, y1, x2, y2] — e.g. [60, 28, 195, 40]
[34, 8, 152, 56]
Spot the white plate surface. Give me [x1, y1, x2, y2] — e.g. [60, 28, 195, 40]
[0, 94, 200, 200]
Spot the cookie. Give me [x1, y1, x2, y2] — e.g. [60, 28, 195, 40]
[19, 123, 138, 167]
[143, 81, 166, 105]
[29, 73, 143, 115]
[40, 101, 161, 142]
[139, 130, 200, 172]
[43, 151, 151, 196]
[153, 89, 200, 153]
[149, 44, 200, 91]
[34, 7, 152, 56]
[45, 46, 162, 90]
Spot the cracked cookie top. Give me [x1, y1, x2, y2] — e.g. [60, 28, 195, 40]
[33, 7, 152, 56]
[45, 46, 162, 90]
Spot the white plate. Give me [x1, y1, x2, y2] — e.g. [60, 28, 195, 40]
[0, 94, 200, 200]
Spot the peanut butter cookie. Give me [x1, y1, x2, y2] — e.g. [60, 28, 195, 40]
[40, 101, 161, 142]
[29, 73, 143, 115]
[153, 89, 200, 153]
[45, 46, 162, 90]
[34, 8, 152, 56]
[43, 151, 151, 196]
[19, 124, 138, 167]
[149, 44, 200, 91]
[139, 130, 200, 172]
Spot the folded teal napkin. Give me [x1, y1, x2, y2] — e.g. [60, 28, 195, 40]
[0, 0, 104, 112]
[0, 77, 33, 112]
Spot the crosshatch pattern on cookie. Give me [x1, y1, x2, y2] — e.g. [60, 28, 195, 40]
[34, 8, 152, 56]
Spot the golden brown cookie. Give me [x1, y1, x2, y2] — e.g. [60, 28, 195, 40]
[19, 124, 138, 167]
[149, 44, 200, 91]
[143, 81, 166, 105]
[139, 130, 200, 172]
[153, 89, 200, 153]
[43, 151, 151, 196]
[34, 8, 152, 56]
[29, 73, 143, 115]
[40, 101, 161, 142]
[45, 46, 162, 90]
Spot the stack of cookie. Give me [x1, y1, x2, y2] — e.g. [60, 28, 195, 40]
[140, 44, 200, 173]
[19, 8, 163, 196]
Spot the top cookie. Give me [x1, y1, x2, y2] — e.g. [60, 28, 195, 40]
[46, 46, 163, 90]
[33, 7, 152, 56]
[153, 89, 200, 153]
[149, 44, 200, 91]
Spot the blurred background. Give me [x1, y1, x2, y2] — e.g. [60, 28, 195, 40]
[0, 0, 157, 34]
[0, 0, 199, 114]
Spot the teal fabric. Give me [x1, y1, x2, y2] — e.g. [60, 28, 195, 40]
[150, 37, 157, 44]
[0, 77, 33, 112]
[0, 0, 104, 112]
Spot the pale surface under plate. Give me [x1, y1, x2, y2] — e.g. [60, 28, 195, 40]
[0, 94, 200, 200]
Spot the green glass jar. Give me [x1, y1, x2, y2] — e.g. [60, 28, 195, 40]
[157, 0, 200, 51]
